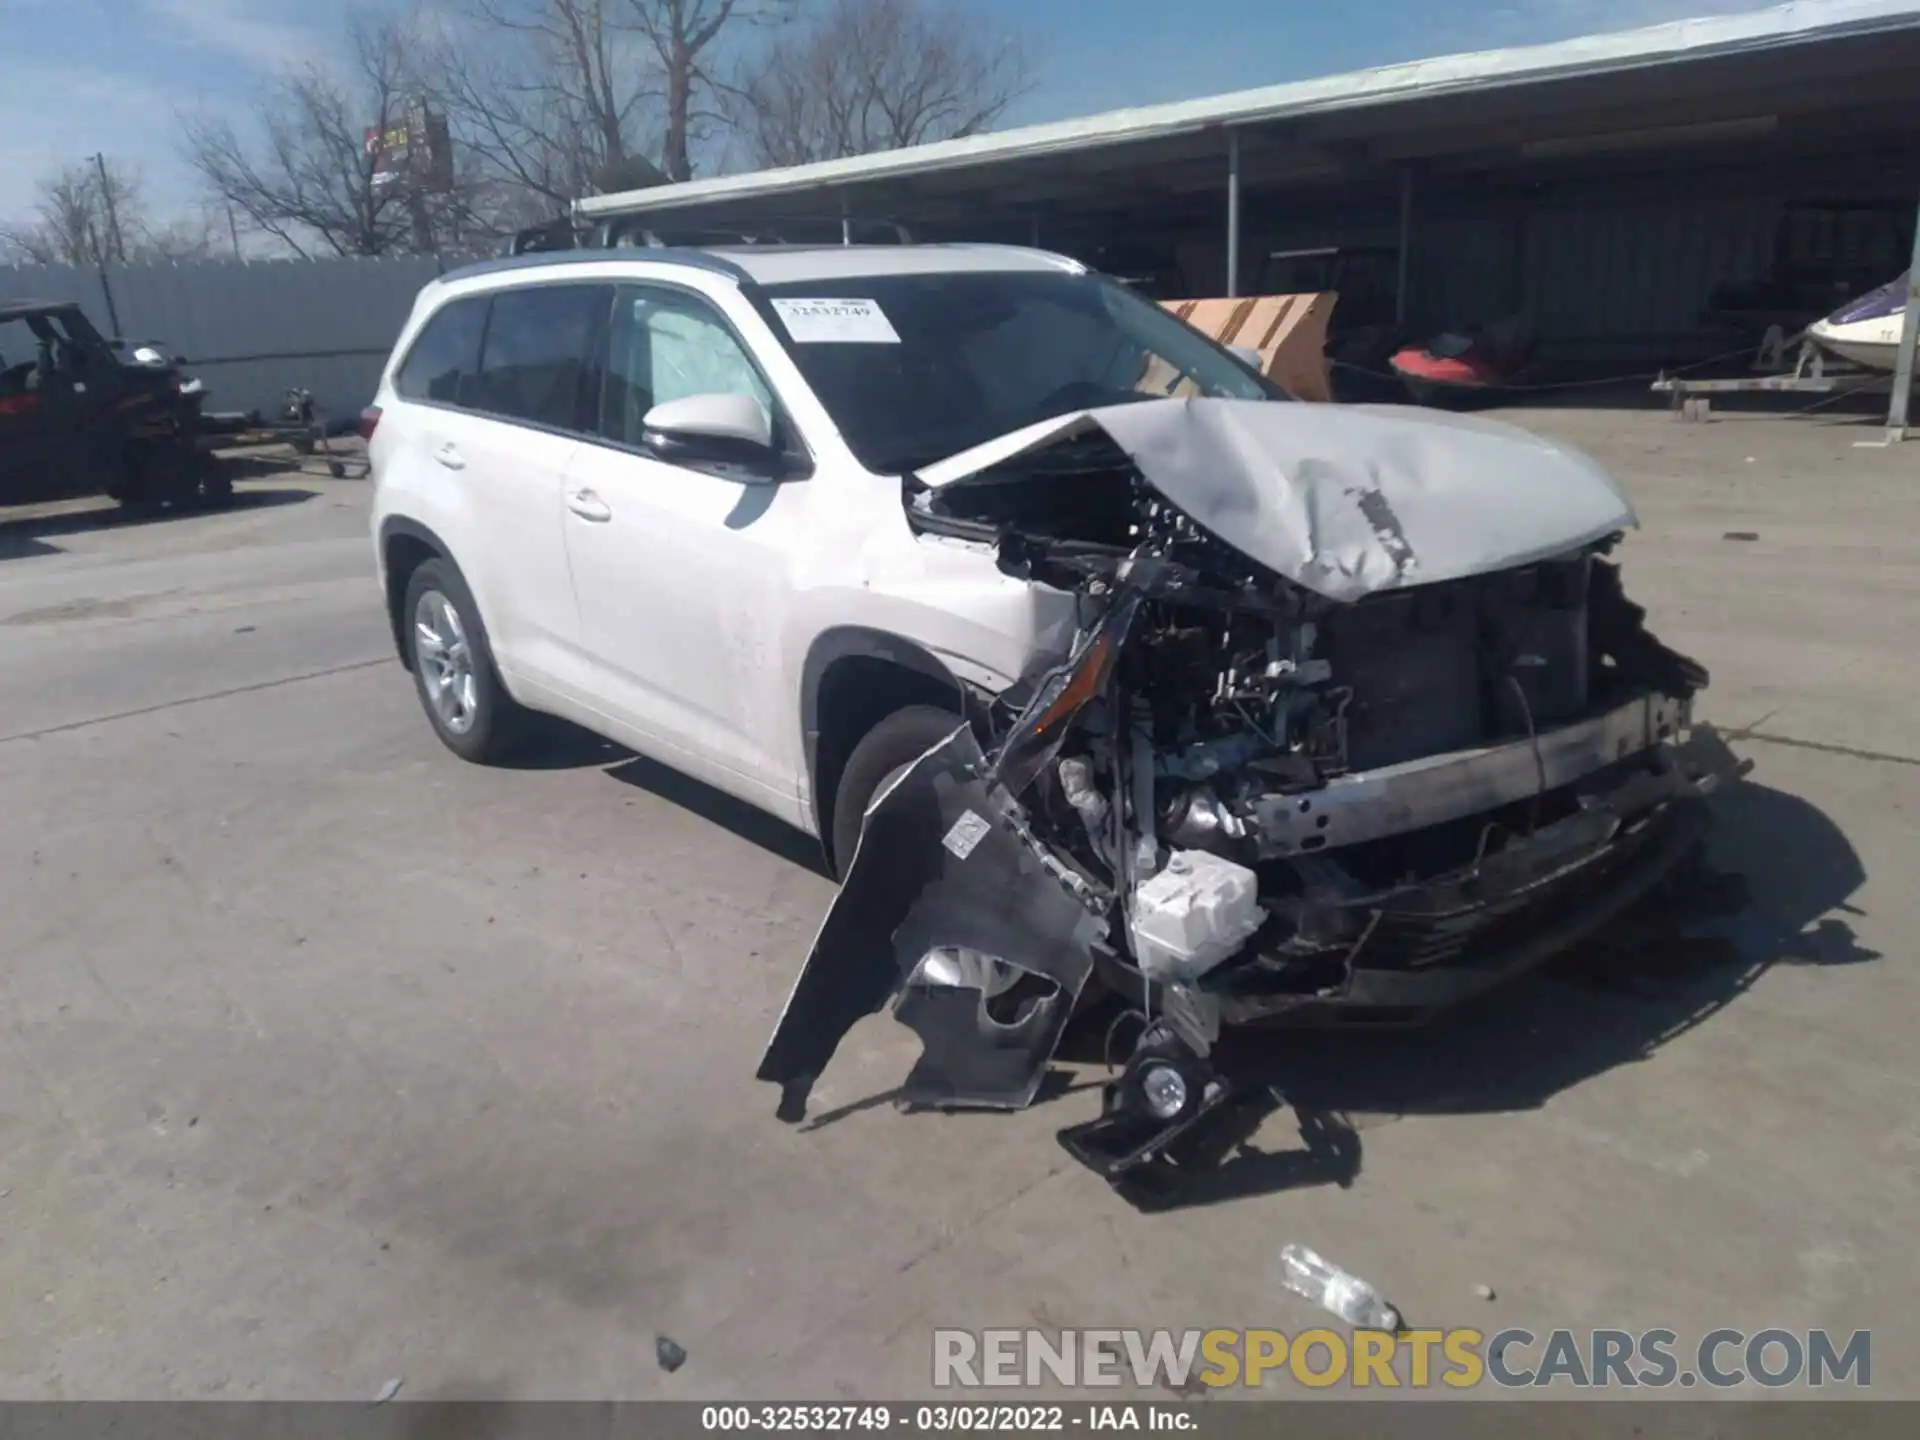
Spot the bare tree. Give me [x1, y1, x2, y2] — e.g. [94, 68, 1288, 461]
[143, 212, 223, 262]
[620, 0, 794, 183]
[0, 165, 103, 266]
[0, 157, 211, 266]
[3, 161, 120, 266]
[731, 0, 1033, 169]
[181, 10, 453, 257]
[416, 0, 782, 229]
[423, 0, 667, 226]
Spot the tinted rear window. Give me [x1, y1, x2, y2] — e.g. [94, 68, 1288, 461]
[468, 284, 606, 430]
[394, 296, 486, 405]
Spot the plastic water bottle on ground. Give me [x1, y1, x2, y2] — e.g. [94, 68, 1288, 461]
[1278, 1243, 1401, 1331]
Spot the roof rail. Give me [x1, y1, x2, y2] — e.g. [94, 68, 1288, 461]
[508, 216, 580, 256]
[511, 211, 916, 255]
[446, 246, 756, 286]
[602, 213, 916, 247]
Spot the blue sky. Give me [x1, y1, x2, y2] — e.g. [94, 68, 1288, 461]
[0, 0, 1787, 230]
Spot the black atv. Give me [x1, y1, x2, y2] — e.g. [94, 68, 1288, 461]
[0, 299, 231, 511]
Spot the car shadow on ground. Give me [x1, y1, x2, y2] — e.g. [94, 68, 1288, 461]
[505, 716, 633, 771]
[1062, 777, 1872, 1212]
[0, 486, 318, 559]
[507, 715, 832, 873]
[604, 751, 830, 876]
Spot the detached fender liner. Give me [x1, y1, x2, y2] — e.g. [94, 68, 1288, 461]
[757, 724, 1105, 1121]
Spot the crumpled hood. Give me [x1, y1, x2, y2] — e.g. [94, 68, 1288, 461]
[915, 397, 1636, 602]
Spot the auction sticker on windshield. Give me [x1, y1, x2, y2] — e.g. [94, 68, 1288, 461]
[770, 297, 901, 344]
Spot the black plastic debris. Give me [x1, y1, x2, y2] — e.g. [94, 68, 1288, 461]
[656, 1335, 688, 1373]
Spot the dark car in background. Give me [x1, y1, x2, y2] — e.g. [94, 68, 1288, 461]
[0, 299, 229, 509]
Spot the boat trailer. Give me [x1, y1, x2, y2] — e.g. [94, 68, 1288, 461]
[195, 387, 358, 479]
[1652, 328, 1891, 420]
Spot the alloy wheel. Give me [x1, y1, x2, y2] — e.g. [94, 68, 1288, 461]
[413, 588, 478, 735]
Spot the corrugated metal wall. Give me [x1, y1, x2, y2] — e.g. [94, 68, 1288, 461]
[1520, 194, 1782, 359]
[1159, 190, 1790, 363]
[1162, 196, 1782, 362]
[0, 256, 442, 420]
[1413, 209, 1522, 335]
[1057, 155, 1917, 370]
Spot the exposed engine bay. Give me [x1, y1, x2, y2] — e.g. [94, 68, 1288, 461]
[758, 398, 1743, 1200]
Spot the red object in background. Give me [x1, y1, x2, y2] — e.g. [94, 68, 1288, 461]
[0, 393, 42, 416]
[1390, 344, 1510, 391]
[1389, 329, 1532, 406]
[358, 405, 382, 441]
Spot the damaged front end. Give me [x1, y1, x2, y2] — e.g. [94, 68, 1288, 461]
[758, 398, 1741, 1195]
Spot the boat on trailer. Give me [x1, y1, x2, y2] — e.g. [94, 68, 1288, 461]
[1806, 272, 1910, 372]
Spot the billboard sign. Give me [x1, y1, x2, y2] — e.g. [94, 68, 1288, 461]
[364, 107, 453, 191]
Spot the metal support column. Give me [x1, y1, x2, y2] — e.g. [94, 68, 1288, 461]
[1226, 129, 1242, 298]
[1887, 193, 1920, 438]
[1396, 167, 1415, 329]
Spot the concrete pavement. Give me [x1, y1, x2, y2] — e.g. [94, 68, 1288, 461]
[0, 412, 1914, 1401]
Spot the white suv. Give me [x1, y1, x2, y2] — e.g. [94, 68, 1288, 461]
[367, 244, 1281, 872]
[370, 243, 1735, 1159]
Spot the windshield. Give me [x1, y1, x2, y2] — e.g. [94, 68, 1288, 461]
[749, 269, 1282, 473]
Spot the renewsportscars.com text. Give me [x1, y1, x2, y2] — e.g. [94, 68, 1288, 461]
[932, 1327, 1871, 1390]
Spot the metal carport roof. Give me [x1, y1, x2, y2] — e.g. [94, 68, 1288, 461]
[576, 0, 1920, 437]
[577, 0, 1920, 227]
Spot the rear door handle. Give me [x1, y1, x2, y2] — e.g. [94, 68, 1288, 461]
[433, 442, 465, 470]
[566, 488, 612, 522]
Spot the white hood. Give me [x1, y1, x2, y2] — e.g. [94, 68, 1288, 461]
[915, 398, 1637, 603]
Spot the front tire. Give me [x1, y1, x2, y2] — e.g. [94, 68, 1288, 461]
[830, 704, 963, 880]
[195, 457, 234, 507]
[403, 557, 526, 764]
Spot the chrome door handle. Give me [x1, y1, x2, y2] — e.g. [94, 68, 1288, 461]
[433, 442, 465, 470]
[566, 488, 612, 522]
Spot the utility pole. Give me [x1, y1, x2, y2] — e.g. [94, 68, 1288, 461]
[92, 152, 128, 264]
[86, 221, 123, 337]
[227, 204, 242, 259]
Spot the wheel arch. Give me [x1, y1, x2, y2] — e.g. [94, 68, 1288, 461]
[801, 627, 971, 859]
[379, 515, 452, 670]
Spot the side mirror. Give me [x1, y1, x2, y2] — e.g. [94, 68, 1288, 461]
[641, 392, 778, 477]
[1227, 344, 1264, 373]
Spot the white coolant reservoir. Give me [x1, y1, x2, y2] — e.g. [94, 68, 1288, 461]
[1127, 850, 1266, 984]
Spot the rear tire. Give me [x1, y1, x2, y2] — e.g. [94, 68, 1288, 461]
[105, 447, 146, 507]
[193, 459, 234, 507]
[830, 704, 963, 880]
[402, 557, 527, 764]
